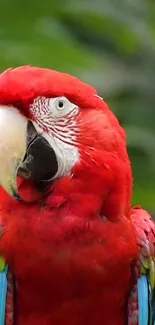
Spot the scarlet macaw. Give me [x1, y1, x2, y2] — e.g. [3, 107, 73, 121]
[0, 66, 154, 325]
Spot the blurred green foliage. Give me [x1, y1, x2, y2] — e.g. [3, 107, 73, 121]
[0, 0, 155, 211]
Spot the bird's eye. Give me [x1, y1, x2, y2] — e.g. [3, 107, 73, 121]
[55, 98, 66, 111]
[48, 96, 78, 117]
[58, 101, 64, 108]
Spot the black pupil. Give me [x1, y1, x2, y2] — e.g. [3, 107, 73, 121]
[58, 101, 64, 108]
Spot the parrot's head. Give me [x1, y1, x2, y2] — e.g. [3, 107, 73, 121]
[0, 66, 132, 220]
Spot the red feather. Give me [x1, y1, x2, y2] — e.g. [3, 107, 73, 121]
[0, 179, 138, 325]
[0, 66, 142, 325]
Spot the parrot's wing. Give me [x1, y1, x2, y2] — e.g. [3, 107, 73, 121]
[0, 225, 14, 325]
[0, 260, 14, 325]
[128, 206, 155, 325]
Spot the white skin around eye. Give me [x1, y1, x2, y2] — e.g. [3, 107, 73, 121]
[49, 97, 78, 118]
[29, 96, 79, 179]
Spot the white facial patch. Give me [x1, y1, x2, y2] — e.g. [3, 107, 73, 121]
[30, 96, 79, 178]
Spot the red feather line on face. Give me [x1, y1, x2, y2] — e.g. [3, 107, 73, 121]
[29, 96, 79, 146]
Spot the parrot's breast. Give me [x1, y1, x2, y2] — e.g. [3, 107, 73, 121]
[0, 188, 138, 325]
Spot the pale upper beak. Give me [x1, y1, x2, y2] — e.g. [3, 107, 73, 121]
[0, 106, 27, 199]
[0, 105, 58, 200]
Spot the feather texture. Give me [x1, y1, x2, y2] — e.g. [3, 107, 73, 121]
[0, 66, 152, 325]
[129, 206, 155, 325]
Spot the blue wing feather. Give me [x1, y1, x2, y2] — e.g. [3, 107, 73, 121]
[0, 265, 8, 325]
[137, 275, 149, 325]
[129, 207, 155, 325]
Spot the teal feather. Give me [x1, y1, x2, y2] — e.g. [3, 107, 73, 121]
[137, 275, 149, 325]
[0, 264, 8, 325]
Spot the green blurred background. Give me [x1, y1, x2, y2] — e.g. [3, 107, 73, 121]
[0, 0, 155, 211]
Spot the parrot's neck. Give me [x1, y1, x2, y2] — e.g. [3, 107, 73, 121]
[0, 176, 137, 325]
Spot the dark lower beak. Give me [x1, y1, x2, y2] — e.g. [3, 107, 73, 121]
[18, 121, 58, 183]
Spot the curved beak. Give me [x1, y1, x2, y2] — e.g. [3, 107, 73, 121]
[0, 106, 27, 199]
[0, 106, 58, 200]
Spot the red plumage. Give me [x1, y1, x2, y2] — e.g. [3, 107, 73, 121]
[0, 66, 153, 325]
